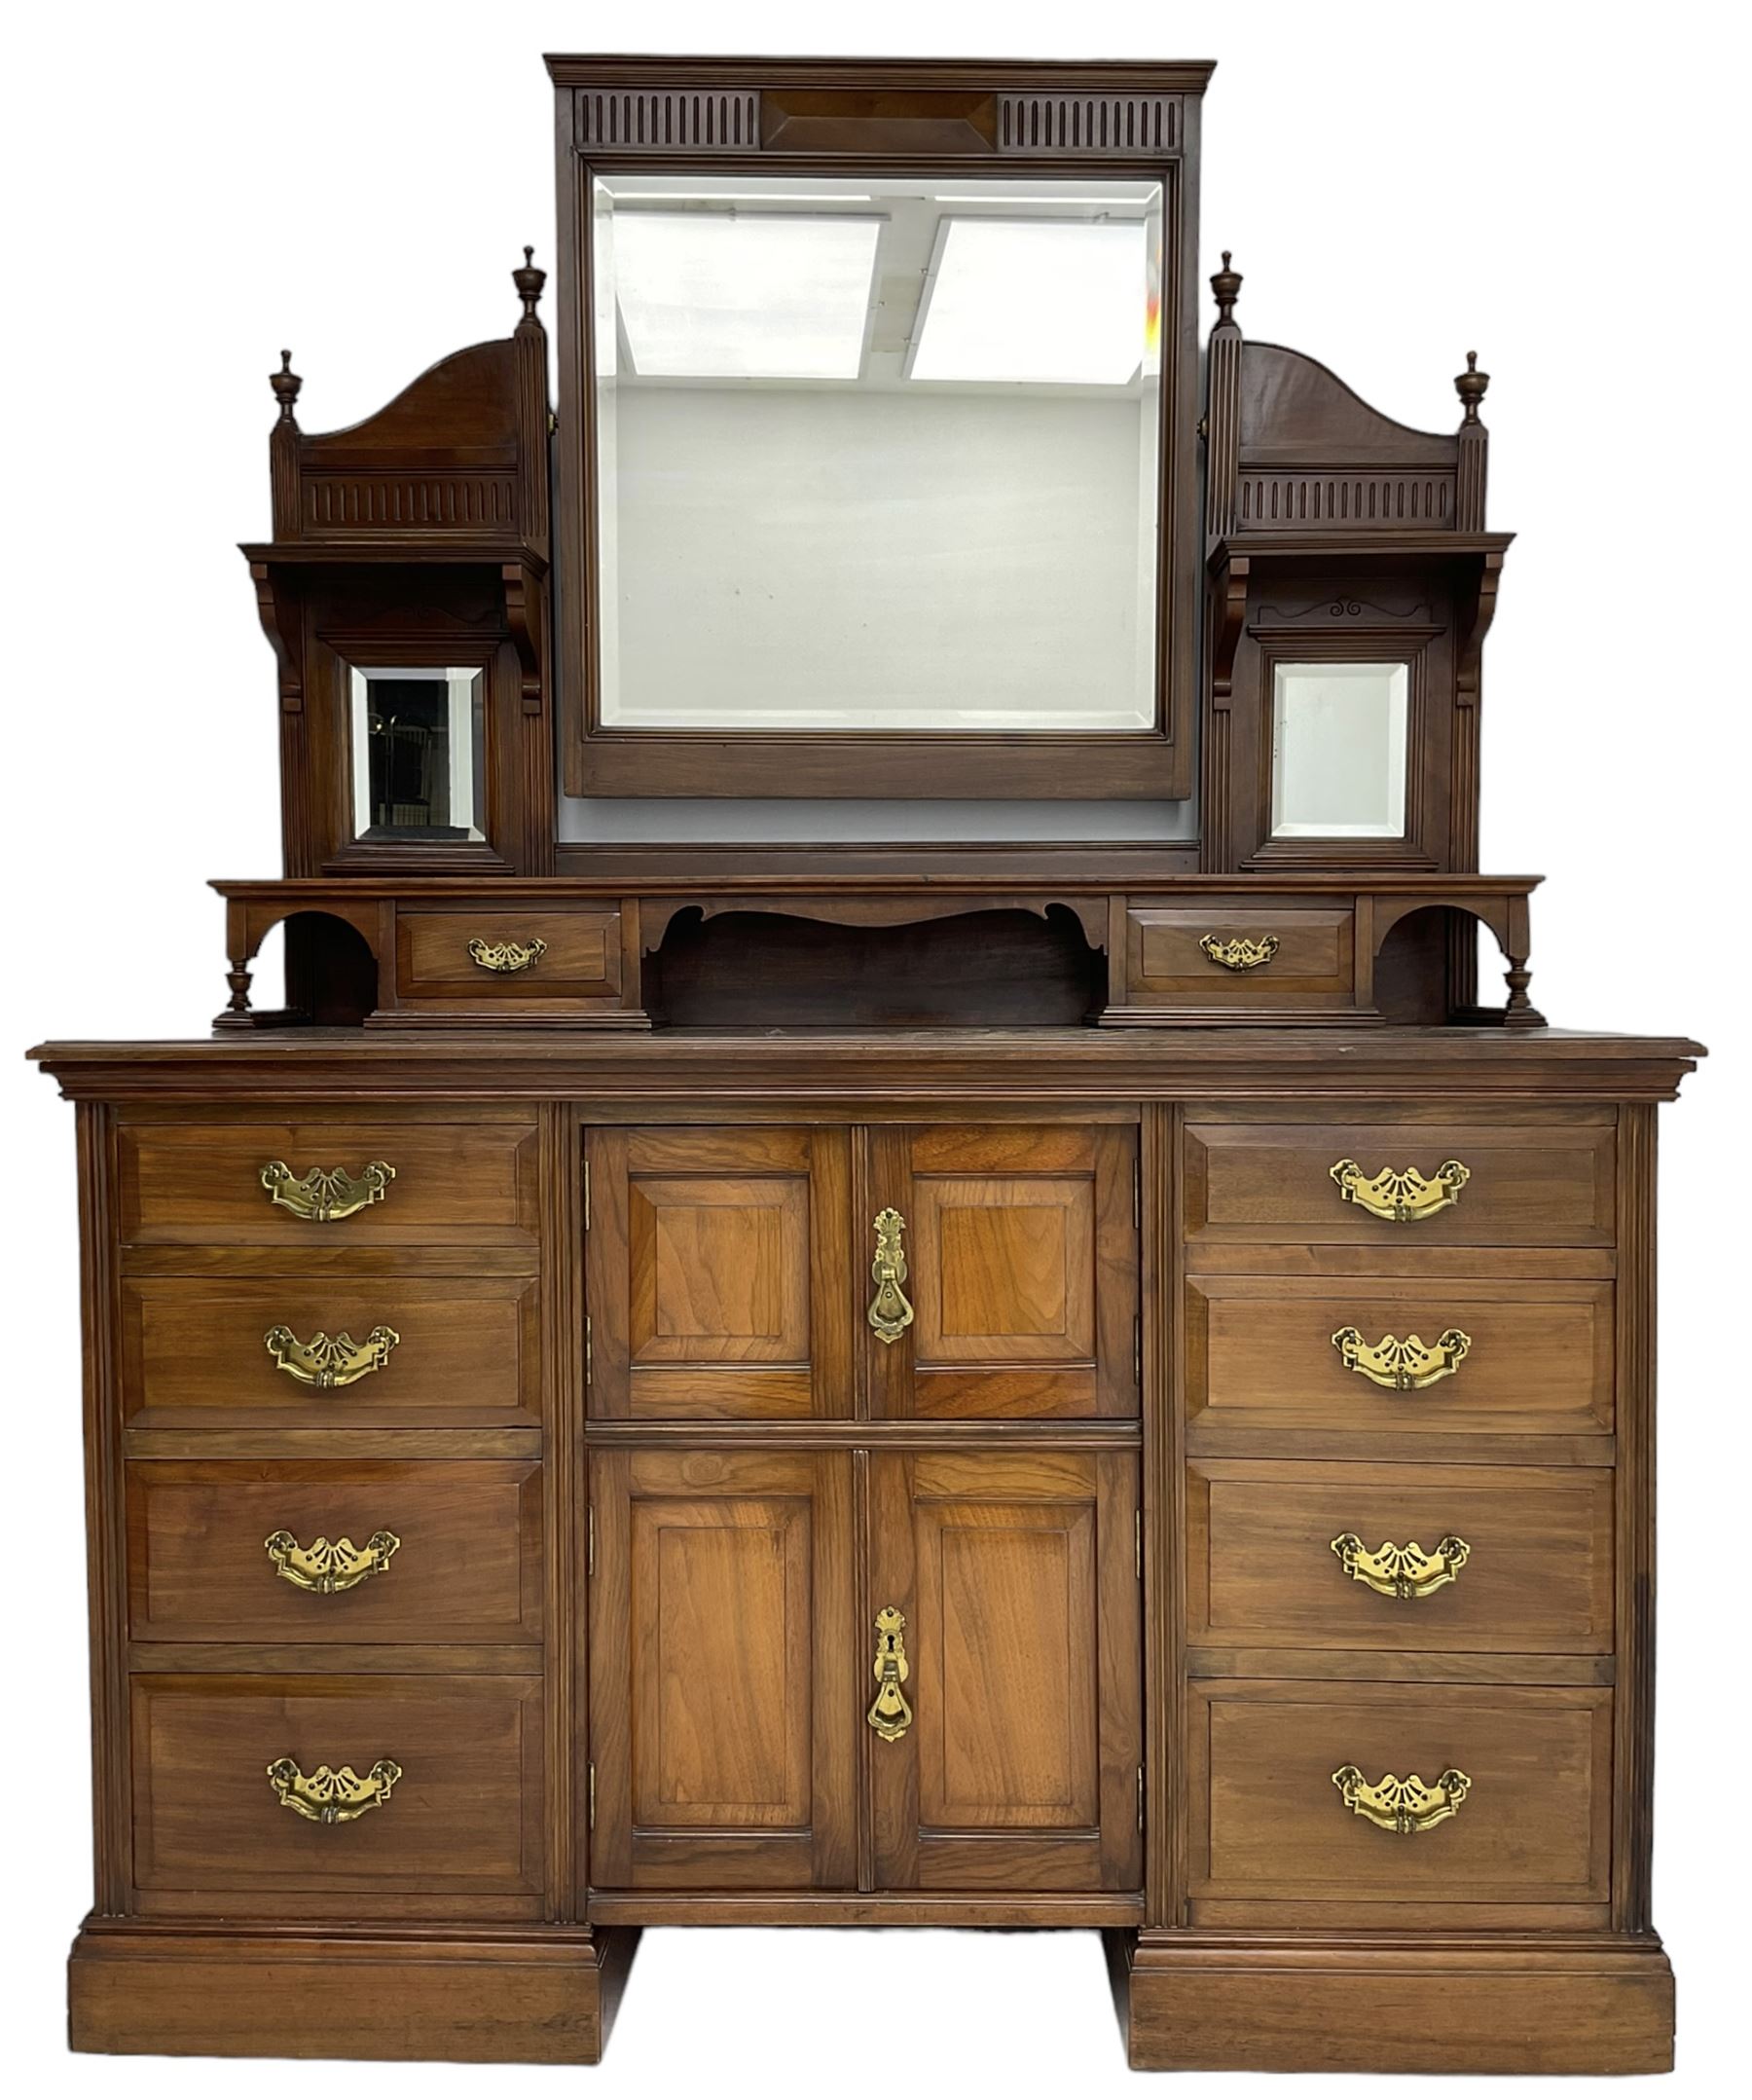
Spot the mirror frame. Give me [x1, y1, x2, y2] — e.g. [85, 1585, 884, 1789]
[548, 55, 1212, 800]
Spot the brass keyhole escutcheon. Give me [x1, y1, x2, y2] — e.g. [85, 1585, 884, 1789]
[866, 1605, 913, 1741]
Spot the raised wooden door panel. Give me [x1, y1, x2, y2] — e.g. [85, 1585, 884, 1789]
[586, 1126, 852, 1418]
[130, 1674, 544, 1910]
[1183, 1108, 1616, 1252]
[127, 1459, 542, 1645]
[868, 1451, 1141, 1891]
[121, 1273, 540, 1430]
[1186, 1274, 1614, 1446]
[589, 1449, 855, 1889]
[1187, 1680, 1612, 1921]
[117, 1115, 539, 1249]
[1186, 1460, 1614, 1653]
[868, 1124, 1138, 1418]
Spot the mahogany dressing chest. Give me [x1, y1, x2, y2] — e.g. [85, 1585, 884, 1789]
[29, 52, 1701, 2074]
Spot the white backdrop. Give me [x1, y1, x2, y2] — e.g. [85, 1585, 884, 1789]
[3, 2, 1746, 2094]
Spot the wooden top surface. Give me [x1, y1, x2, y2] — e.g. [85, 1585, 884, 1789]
[27, 1027, 1705, 1104]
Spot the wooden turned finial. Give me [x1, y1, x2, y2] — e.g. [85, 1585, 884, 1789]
[513, 244, 547, 319]
[1455, 348, 1489, 424]
[1211, 249, 1243, 325]
[270, 349, 302, 424]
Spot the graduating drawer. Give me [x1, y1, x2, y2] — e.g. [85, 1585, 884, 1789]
[130, 1675, 544, 1902]
[395, 905, 623, 1002]
[121, 1272, 539, 1430]
[1184, 1111, 1615, 1251]
[127, 1459, 542, 1645]
[1186, 1460, 1613, 1653]
[118, 1116, 538, 1248]
[1124, 903, 1356, 1013]
[1189, 1680, 1612, 1914]
[1186, 1275, 1614, 1444]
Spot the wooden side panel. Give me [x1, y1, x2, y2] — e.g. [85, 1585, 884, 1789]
[588, 1449, 855, 1889]
[586, 1126, 852, 1418]
[871, 1124, 1138, 1418]
[869, 1450, 1141, 1891]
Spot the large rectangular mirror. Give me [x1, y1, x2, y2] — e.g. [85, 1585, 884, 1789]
[589, 173, 1163, 736]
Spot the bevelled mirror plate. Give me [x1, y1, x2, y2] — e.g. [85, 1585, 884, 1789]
[591, 173, 1164, 732]
[348, 666, 486, 843]
[1270, 662, 1409, 839]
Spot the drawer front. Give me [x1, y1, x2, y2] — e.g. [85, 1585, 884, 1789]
[130, 1674, 544, 1897]
[1190, 1680, 1612, 1908]
[396, 907, 622, 999]
[1186, 1276, 1614, 1442]
[1185, 1114, 1615, 1249]
[1187, 1460, 1613, 1652]
[1127, 903, 1355, 1010]
[127, 1460, 542, 1644]
[122, 1274, 539, 1428]
[119, 1117, 538, 1247]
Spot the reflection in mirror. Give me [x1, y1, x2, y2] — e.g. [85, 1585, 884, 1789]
[1270, 663, 1408, 839]
[348, 666, 486, 843]
[591, 174, 1163, 732]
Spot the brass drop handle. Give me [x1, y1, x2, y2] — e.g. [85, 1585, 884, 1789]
[1332, 1763, 1471, 1834]
[265, 1325, 400, 1389]
[866, 1605, 913, 1741]
[1331, 1326, 1471, 1391]
[1330, 1158, 1470, 1223]
[267, 1756, 402, 1824]
[867, 1207, 914, 1345]
[1199, 933, 1279, 971]
[467, 936, 548, 974]
[1331, 1531, 1470, 1599]
[264, 1529, 401, 1594]
[261, 1160, 395, 1222]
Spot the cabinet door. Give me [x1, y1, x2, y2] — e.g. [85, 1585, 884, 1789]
[866, 1124, 1139, 1418]
[589, 1449, 856, 1890]
[868, 1450, 1142, 1890]
[586, 1125, 853, 1418]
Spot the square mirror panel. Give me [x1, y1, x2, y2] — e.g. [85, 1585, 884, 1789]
[590, 174, 1164, 733]
[1269, 662, 1409, 839]
[348, 665, 486, 844]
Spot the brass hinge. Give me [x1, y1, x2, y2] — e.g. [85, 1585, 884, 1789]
[1138, 1765, 1147, 1831]
[587, 1762, 597, 1829]
[1136, 1510, 1144, 1580]
[587, 1505, 595, 1578]
[584, 1314, 593, 1386]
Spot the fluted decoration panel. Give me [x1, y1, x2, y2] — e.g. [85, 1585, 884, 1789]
[1237, 473, 1455, 529]
[575, 89, 759, 151]
[303, 474, 518, 532]
[997, 93, 1178, 154]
